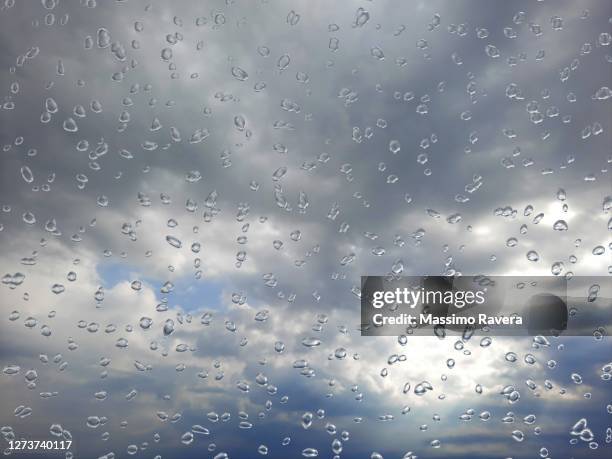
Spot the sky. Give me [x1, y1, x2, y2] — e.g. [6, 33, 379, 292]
[0, 0, 611, 458]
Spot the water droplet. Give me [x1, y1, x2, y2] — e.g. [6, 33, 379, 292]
[97, 28, 111, 48]
[231, 66, 248, 81]
[302, 337, 321, 347]
[526, 250, 539, 262]
[553, 220, 568, 231]
[414, 381, 433, 396]
[63, 117, 78, 132]
[166, 235, 182, 248]
[20, 166, 34, 183]
[389, 140, 401, 154]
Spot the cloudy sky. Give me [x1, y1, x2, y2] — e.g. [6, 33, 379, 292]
[0, 0, 611, 458]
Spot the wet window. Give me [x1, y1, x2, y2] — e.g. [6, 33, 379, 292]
[0, 1, 611, 458]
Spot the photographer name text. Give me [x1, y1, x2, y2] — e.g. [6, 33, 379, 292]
[372, 313, 523, 327]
